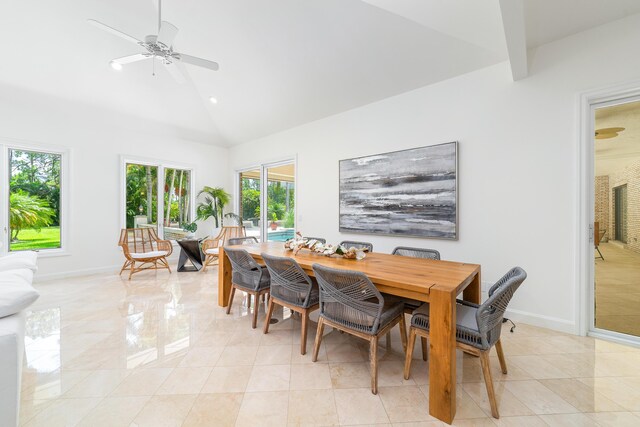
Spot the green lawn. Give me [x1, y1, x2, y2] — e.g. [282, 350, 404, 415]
[11, 226, 61, 251]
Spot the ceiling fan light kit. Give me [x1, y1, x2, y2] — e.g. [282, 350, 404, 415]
[88, 0, 219, 83]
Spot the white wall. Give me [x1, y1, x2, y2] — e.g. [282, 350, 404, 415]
[0, 84, 229, 279]
[229, 14, 640, 334]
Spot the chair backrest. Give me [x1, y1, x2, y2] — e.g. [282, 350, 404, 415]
[228, 236, 258, 246]
[312, 263, 384, 334]
[224, 246, 267, 290]
[477, 267, 527, 349]
[119, 228, 163, 254]
[339, 240, 373, 252]
[392, 246, 440, 260]
[221, 226, 246, 243]
[262, 253, 314, 307]
[304, 237, 327, 244]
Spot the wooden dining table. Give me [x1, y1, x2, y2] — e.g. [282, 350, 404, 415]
[217, 242, 481, 425]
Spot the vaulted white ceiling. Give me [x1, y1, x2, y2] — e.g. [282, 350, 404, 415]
[2, 0, 639, 146]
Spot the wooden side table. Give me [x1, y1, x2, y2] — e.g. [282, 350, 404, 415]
[177, 238, 205, 272]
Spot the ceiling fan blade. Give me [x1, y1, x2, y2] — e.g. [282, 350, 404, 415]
[177, 53, 219, 71]
[87, 19, 142, 45]
[164, 60, 187, 84]
[157, 21, 179, 48]
[112, 53, 149, 65]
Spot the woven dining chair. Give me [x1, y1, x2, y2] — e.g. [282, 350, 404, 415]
[391, 246, 440, 260]
[403, 267, 527, 419]
[261, 253, 320, 354]
[228, 236, 259, 245]
[223, 247, 271, 328]
[338, 240, 373, 252]
[303, 237, 327, 244]
[390, 245, 441, 354]
[311, 264, 407, 394]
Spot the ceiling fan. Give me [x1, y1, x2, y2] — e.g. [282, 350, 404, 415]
[87, 0, 219, 83]
[595, 127, 625, 140]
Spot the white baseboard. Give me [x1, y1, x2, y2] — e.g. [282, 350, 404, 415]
[34, 264, 122, 282]
[481, 281, 576, 334]
[504, 308, 576, 334]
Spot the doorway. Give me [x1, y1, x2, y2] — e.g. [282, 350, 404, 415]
[592, 99, 640, 340]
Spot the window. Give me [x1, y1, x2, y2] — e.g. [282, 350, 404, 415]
[123, 159, 194, 241]
[162, 167, 192, 240]
[7, 148, 62, 252]
[125, 163, 158, 231]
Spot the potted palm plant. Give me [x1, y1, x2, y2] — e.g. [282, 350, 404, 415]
[196, 186, 231, 235]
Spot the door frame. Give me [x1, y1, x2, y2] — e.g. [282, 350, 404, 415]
[578, 80, 640, 345]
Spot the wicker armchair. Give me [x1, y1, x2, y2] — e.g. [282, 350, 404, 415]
[403, 267, 527, 419]
[262, 253, 319, 355]
[311, 264, 407, 394]
[118, 228, 173, 280]
[202, 226, 246, 272]
[224, 247, 271, 328]
[339, 240, 373, 252]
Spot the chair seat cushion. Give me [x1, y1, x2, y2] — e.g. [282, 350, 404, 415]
[205, 248, 219, 255]
[0, 270, 39, 318]
[233, 266, 270, 291]
[412, 302, 487, 349]
[412, 302, 478, 332]
[322, 298, 404, 335]
[271, 284, 319, 308]
[130, 251, 168, 259]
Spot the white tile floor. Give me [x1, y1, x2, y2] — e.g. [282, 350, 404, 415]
[18, 267, 640, 426]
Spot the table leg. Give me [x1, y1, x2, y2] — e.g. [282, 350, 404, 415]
[218, 247, 232, 307]
[177, 249, 188, 272]
[428, 286, 456, 424]
[463, 269, 481, 304]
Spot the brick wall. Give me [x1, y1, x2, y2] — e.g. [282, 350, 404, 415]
[595, 176, 609, 242]
[607, 160, 640, 253]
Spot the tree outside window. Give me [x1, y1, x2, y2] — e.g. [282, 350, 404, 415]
[8, 149, 62, 251]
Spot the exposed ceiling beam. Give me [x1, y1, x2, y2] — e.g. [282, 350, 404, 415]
[499, 0, 528, 81]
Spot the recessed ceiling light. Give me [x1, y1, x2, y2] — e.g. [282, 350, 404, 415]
[209, 97, 218, 104]
[110, 61, 123, 71]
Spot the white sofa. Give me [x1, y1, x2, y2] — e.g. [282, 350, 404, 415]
[0, 251, 39, 427]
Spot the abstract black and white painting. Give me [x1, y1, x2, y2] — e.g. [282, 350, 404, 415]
[339, 142, 457, 239]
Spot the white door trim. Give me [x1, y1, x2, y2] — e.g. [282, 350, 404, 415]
[577, 80, 640, 340]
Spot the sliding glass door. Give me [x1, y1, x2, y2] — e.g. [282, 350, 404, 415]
[237, 160, 296, 242]
[239, 169, 261, 241]
[265, 163, 295, 242]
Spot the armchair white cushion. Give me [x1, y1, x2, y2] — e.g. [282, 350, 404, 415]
[129, 250, 169, 259]
[0, 270, 38, 319]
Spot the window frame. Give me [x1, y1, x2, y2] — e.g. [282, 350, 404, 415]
[1, 138, 71, 257]
[120, 155, 196, 243]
